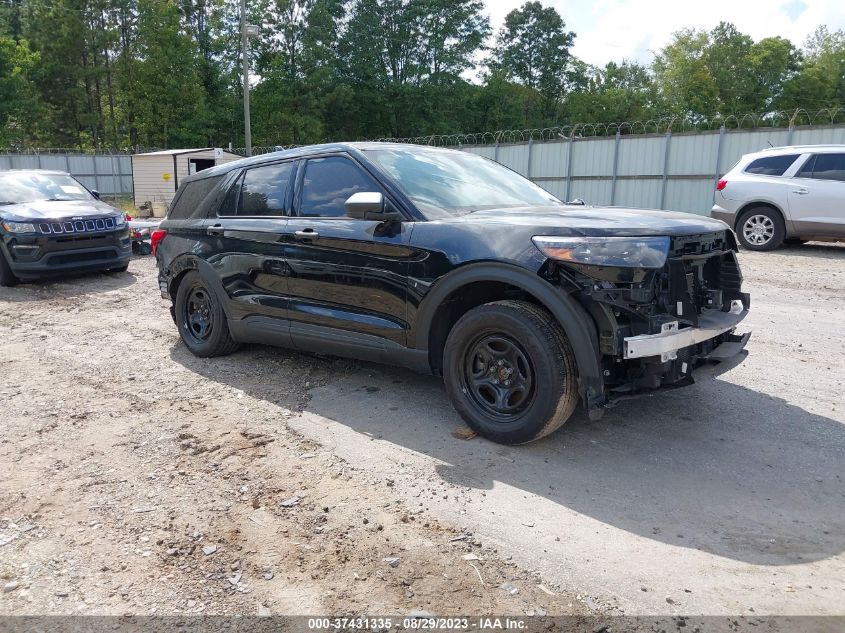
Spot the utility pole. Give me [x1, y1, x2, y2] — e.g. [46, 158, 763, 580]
[240, 0, 252, 157]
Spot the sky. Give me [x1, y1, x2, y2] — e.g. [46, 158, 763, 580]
[483, 0, 845, 68]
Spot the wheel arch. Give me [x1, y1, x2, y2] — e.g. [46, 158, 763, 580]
[735, 201, 789, 233]
[413, 262, 604, 410]
[165, 254, 233, 320]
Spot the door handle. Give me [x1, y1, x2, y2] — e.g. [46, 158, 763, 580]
[294, 229, 319, 240]
[792, 188, 809, 195]
[207, 224, 224, 236]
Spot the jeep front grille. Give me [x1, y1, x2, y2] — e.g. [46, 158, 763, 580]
[38, 217, 115, 235]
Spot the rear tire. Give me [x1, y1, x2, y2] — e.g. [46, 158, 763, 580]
[736, 207, 785, 251]
[443, 300, 579, 445]
[0, 250, 19, 287]
[175, 271, 239, 357]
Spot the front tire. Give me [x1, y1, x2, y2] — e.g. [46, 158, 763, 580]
[0, 250, 19, 287]
[737, 207, 785, 251]
[443, 300, 579, 445]
[175, 271, 239, 357]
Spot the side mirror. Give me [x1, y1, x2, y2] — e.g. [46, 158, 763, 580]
[346, 191, 406, 223]
[91, 190, 100, 200]
[345, 191, 384, 219]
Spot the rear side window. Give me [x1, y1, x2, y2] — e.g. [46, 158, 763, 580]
[298, 156, 381, 218]
[168, 176, 223, 219]
[744, 154, 799, 176]
[806, 153, 845, 182]
[239, 162, 295, 216]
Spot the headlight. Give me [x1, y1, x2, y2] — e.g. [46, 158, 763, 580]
[2, 221, 37, 234]
[532, 235, 670, 269]
[113, 213, 127, 227]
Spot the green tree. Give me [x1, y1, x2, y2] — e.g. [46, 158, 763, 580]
[130, 0, 208, 147]
[489, 1, 575, 115]
[780, 26, 845, 111]
[653, 29, 719, 119]
[0, 36, 41, 147]
[565, 60, 660, 124]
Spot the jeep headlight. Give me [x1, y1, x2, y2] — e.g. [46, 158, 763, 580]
[113, 213, 126, 227]
[532, 235, 670, 269]
[2, 221, 37, 234]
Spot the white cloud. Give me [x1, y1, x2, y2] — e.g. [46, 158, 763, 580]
[483, 0, 845, 67]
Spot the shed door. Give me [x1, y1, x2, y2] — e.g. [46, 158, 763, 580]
[189, 158, 215, 175]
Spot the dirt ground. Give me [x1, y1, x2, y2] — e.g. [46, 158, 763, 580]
[0, 243, 843, 619]
[0, 256, 594, 618]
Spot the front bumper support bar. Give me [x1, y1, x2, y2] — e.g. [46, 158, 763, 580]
[623, 305, 749, 361]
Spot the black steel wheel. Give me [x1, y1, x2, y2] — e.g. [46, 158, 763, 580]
[443, 300, 579, 445]
[462, 333, 535, 419]
[175, 271, 239, 357]
[184, 286, 214, 344]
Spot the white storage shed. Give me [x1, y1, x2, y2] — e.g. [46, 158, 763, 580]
[131, 148, 241, 214]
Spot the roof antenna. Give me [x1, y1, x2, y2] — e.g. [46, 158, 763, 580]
[767, 140, 774, 148]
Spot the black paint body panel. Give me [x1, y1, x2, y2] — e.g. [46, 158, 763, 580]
[155, 142, 739, 410]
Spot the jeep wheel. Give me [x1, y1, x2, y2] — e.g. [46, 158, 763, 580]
[443, 300, 579, 445]
[737, 207, 785, 251]
[0, 250, 19, 287]
[175, 271, 239, 357]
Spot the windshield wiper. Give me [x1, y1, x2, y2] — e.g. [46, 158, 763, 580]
[0, 201, 17, 205]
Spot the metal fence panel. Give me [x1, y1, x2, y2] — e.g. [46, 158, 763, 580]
[569, 179, 613, 206]
[615, 178, 663, 210]
[791, 125, 845, 146]
[467, 146, 496, 160]
[666, 133, 721, 176]
[36, 155, 70, 170]
[720, 130, 790, 171]
[4, 123, 844, 212]
[530, 141, 568, 179]
[537, 179, 567, 200]
[496, 144, 529, 174]
[0, 153, 133, 197]
[617, 136, 664, 176]
[664, 178, 715, 214]
[571, 138, 615, 177]
[459, 123, 845, 214]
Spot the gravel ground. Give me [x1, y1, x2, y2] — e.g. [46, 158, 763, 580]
[0, 243, 842, 618]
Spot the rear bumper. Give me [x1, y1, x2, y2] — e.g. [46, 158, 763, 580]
[623, 305, 749, 361]
[710, 204, 736, 227]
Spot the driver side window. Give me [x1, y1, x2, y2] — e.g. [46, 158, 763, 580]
[298, 156, 382, 218]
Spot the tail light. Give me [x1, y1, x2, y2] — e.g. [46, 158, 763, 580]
[716, 179, 728, 191]
[151, 229, 167, 256]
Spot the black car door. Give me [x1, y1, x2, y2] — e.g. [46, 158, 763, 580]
[285, 154, 416, 352]
[204, 160, 296, 324]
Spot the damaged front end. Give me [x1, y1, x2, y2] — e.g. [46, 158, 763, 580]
[537, 230, 751, 405]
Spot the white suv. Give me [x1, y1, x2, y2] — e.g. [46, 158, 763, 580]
[711, 145, 845, 250]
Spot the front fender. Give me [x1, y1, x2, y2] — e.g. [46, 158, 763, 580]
[412, 262, 605, 412]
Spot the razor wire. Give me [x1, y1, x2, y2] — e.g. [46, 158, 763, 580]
[5, 107, 843, 156]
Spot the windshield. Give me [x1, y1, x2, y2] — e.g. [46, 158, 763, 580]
[0, 172, 94, 205]
[364, 148, 562, 218]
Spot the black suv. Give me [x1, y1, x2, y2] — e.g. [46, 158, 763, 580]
[156, 143, 750, 444]
[0, 170, 131, 285]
